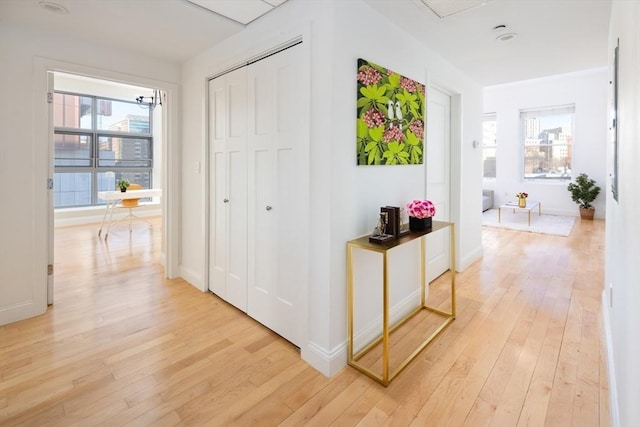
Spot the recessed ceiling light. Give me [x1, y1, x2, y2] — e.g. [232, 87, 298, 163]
[39, 1, 69, 14]
[492, 24, 516, 41]
[496, 33, 517, 41]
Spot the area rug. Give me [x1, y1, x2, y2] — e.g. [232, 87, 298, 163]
[482, 208, 576, 236]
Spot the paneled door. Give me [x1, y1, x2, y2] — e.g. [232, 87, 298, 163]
[247, 43, 306, 347]
[426, 86, 451, 282]
[208, 67, 248, 311]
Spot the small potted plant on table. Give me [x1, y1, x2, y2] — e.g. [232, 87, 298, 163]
[117, 178, 130, 192]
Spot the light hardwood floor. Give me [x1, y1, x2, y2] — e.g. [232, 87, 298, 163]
[0, 217, 610, 426]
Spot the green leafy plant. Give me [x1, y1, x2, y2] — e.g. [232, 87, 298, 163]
[356, 58, 425, 166]
[116, 178, 130, 191]
[567, 173, 600, 209]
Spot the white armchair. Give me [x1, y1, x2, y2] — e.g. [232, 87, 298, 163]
[482, 190, 494, 211]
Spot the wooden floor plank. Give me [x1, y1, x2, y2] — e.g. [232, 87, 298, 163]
[0, 217, 610, 426]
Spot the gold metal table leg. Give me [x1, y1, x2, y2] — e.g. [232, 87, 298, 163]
[346, 222, 456, 386]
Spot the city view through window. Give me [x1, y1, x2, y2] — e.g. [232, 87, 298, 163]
[521, 105, 574, 180]
[54, 92, 153, 208]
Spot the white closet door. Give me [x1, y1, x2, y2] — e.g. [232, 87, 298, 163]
[247, 44, 305, 346]
[426, 86, 451, 282]
[208, 67, 248, 311]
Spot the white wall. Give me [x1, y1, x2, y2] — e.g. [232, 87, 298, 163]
[0, 21, 180, 325]
[483, 70, 608, 217]
[326, 0, 483, 367]
[603, 2, 640, 426]
[180, 0, 483, 375]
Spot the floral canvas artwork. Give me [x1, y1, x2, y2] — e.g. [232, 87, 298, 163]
[356, 58, 426, 166]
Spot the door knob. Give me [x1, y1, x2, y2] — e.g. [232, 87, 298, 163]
[223, 199, 229, 203]
[265, 206, 272, 211]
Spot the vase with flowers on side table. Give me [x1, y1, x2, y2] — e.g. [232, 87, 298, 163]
[407, 199, 436, 231]
[516, 191, 528, 208]
[498, 192, 541, 226]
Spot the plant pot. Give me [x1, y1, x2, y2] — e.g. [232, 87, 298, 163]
[518, 198, 526, 208]
[409, 216, 432, 231]
[579, 207, 595, 220]
[120, 188, 127, 192]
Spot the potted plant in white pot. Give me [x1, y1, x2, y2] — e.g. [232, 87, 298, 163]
[567, 173, 601, 220]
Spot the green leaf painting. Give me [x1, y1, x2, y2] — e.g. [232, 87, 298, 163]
[356, 58, 426, 166]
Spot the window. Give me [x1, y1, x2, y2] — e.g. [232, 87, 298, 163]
[482, 113, 497, 179]
[520, 104, 574, 181]
[53, 92, 153, 208]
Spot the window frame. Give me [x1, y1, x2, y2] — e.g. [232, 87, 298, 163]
[53, 91, 154, 208]
[519, 104, 575, 182]
[482, 113, 497, 180]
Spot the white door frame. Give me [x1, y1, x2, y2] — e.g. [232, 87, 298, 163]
[47, 72, 54, 304]
[35, 57, 181, 305]
[426, 84, 452, 281]
[429, 82, 462, 272]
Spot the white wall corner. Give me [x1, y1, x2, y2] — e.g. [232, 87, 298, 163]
[602, 289, 620, 427]
[301, 340, 348, 378]
[179, 266, 205, 292]
[458, 244, 483, 272]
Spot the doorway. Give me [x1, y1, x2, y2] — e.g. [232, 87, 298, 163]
[48, 70, 173, 305]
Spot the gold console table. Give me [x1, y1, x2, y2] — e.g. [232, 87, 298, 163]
[346, 220, 456, 386]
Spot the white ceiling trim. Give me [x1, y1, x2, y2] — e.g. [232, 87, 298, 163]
[416, 0, 494, 18]
[186, 0, 287, 25]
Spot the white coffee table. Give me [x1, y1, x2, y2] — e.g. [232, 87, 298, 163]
[498, 201, 541, 226]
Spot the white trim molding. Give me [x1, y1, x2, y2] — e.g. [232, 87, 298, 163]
[602, 289, 620, 427]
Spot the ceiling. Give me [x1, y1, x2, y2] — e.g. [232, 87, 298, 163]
[0, 0, 612, 86]
[364, 0, 613, 85]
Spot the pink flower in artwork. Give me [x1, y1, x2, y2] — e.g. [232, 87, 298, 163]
[362, 109, 385, 128]
[406, 199, 436, 219]
[357, 66, 382, 86]
[409, 119, 424, 139]
[400, 77, 418, 93]
[383, 126, 404, 143]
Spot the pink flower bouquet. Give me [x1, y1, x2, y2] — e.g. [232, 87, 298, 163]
[406, 199, 436, 219]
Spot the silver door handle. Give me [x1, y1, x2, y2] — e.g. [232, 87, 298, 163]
[223, 198, 229, 203]
[265, 206, 272, 211]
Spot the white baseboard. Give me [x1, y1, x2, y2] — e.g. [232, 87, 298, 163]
[459, 244, 483, 271]
[180, 266, 204, 291]
[352, 289, 420, 353]
[602, 289, 620, 427]
[301, 289, 422, 378]
[301, 341, 347, 377]
[55, 204, 161, 227]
